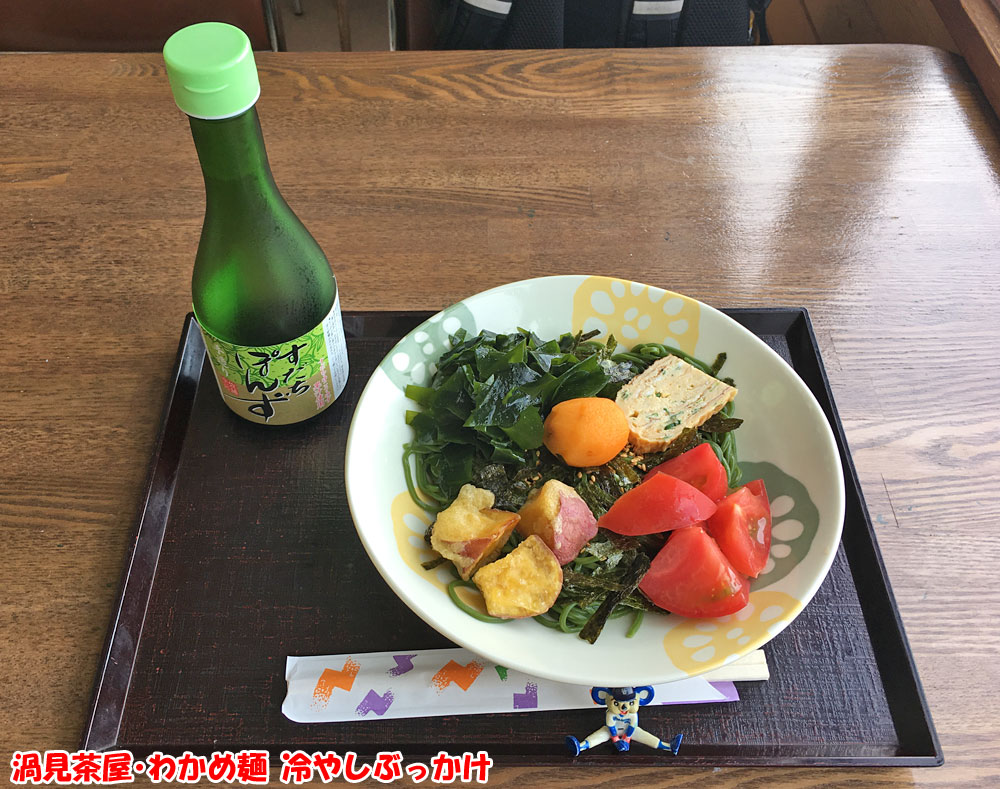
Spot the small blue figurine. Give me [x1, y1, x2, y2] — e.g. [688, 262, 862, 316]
[566, 686, 683, 756]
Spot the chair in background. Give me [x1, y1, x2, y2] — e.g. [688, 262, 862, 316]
[391, 0, 441, 50]
[293, 0, 353, 51]
[0, 0, 283, 51]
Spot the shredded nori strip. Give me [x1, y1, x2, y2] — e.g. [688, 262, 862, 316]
[638, 427, 700, 468]
[700, 413, 744, 434]
[471, 462, 540, 511]
[633, 531, 669, 558]
[605, 454, 643, 487]
[579, 551, 651, 644]
[562, 570, 654, 610]
[573, 476, 618, 518]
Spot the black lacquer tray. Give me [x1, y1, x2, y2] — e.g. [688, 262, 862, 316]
[82, 309, 942, 767]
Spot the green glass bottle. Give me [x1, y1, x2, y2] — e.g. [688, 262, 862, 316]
[163, 22, 348, 425]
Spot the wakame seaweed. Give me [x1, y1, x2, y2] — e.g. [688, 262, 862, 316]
[403, 328, 623, 512]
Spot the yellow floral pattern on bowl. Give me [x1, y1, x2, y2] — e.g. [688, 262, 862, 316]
[571, 276, 701, 355]
[391, 491, 449, 593]
[662, 590, 803, 675]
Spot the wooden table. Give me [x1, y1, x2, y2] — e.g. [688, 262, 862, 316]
[2, 46, 999, 787]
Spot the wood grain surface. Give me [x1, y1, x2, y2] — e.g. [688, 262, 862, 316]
[2, 46, 999, 787]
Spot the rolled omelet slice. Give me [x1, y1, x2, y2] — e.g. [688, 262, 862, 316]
[615, 355, 737, 453]
[473, 535, 563, 619]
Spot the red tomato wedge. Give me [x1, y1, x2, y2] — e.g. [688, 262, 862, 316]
[642, 442, 728, 502]
[598, 473, 717, 536]
[705, 479, 771, 578]
[639, 526, 750, 617]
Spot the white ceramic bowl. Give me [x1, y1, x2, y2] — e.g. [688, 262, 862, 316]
[345, 275, 845, 686]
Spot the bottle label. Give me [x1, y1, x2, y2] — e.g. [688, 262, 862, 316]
[199, 290, 350, 425]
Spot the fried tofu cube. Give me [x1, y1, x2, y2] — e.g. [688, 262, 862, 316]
[473, 535, 563, 619]
[517, 480, 598, 565]
[430, 484, 519, 581]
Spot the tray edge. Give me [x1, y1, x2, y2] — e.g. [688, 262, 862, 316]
[84, 310, 944, 767]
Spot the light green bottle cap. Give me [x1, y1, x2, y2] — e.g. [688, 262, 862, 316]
[163, 22, 260, 120]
